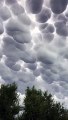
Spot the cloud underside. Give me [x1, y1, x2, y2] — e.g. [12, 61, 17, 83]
[0, 0, 68, 107]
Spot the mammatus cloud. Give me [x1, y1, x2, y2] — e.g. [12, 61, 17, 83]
[0, 0, 68, 107]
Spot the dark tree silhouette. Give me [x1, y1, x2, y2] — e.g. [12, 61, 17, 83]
[0, 83, 20, 120]
[20, 86, 68, 120]
[0, 83, 68, 120]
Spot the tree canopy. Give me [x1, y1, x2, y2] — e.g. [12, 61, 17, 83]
[0, 83, 20, 120]
[21, 86, 68, 120]
[0, 83, 68, 120]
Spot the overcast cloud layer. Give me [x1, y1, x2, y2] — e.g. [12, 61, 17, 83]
[0, 0, 68, 107]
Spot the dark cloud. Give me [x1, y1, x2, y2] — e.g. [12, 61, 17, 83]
[57, 14, 67, 22]
[50, 0, 67, 14]
[55, 21, 68, 36]
[36, 7, 51, 23]
[0, 23, 4, 34]
[25, 0, 43, 14]
[0, 0, 68, 108]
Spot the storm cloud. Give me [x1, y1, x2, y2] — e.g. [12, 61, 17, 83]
[0, 0, 68, 107]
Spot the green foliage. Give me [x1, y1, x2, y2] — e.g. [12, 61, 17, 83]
[21, 86, 68, 120]
[0, 83, 20, 120]
[0, 83, 68, 120]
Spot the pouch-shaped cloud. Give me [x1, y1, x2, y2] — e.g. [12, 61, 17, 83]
[50, 0, 67, 14]
[0, 0, 68, 108]
[36, 7, 51, 23]
[25, 63, 37, 70]
[25, 0, 43, 14]
[55, 21, 68, 36]
[18, 14, 31, 26]
[10, 64, 21, 71]
[57, 14, 67, 22]
[37, 46, 57, 65]
[13, 32, 32, 43]
[0, 6, 11, 21]
[6, 18, 29, 35]
[11, 3, 24, 16]
[41, 24, 55, 33]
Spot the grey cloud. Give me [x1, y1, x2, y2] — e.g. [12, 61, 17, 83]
[57, 14, 67, 22]
[55, 21, 68, 36]
[25, 63, 37, 70]
[0, 0, 4, 6]
[15, 42, 26, 51]
[13, 32, 32, 43]
[41, 24, 55, 33]
[3, 36, 26, 51]
[37, 47, 57, 64]
[5, 57, 16, 68]
[39, 23, 54, 41]
[20, 51, 36, 63]
[18, 71, 35, 83]
[18, 14, 31, 26]
[0, 0, 68, 108]
[46, 24, 55, 33]
[0, 23, 4, 34]
[43, 33, 54, 41]
[2, 36, 21, 60]
[39, 23, 48, 31]
[11, 3, 24, 16]
[0, 63, 14, 83]
[50, 0, 67, 14]
[5, 0, 17, 5]
[33, 68, 41, 77]
[2, 36, 36, 64]
[0, 6, 11, 21]
[6, 18, 29, 36]
[5, 18, 32, 43]
[36, 7, 51, 23]
[4, 56, 21, 71]
[25, 0, 43, 14]
[10, 64, 21, 71]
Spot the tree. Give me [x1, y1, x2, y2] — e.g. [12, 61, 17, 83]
[21, 86, 68, 120]
[0, 83, 20, 120]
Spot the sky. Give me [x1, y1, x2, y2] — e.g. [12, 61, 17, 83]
[0, 0, 68, 107]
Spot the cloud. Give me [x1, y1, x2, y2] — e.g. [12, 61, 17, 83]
[25, 0, 44, 14]
[5, 0, 17, 5]
[55, 21, 68, 36]
[0, 22, 4, 34]
[0, 6, 11, 21]
[11, 3, 24, 16]
[0, 0, 68, 108]
[50, 0, 67, 14]
[36, 7, 51, 23]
